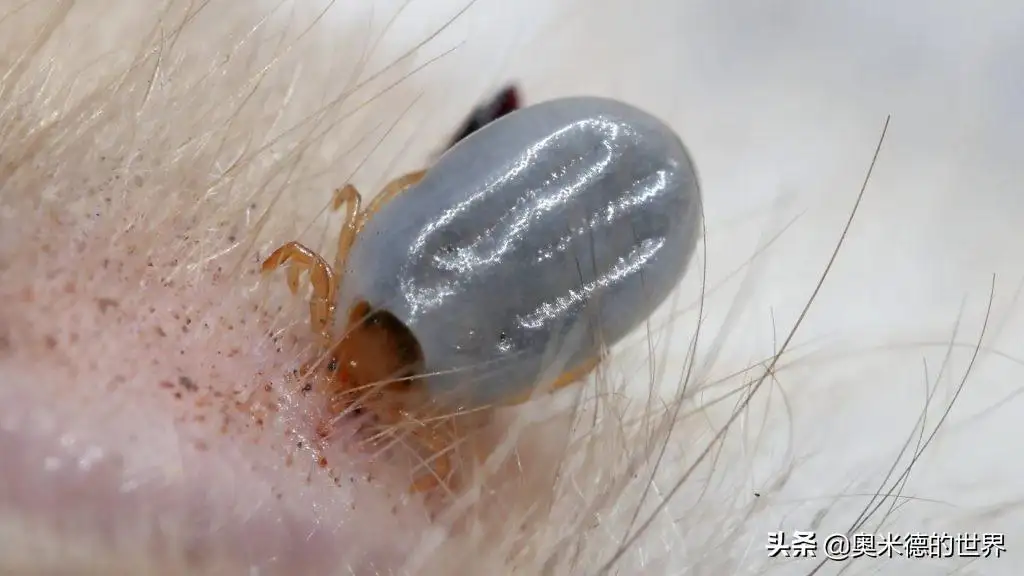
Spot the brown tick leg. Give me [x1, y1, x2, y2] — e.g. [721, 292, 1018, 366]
[355, 170, 428, 233]
[371, 400, 454, 493]
[408, 420, 455, 494]
[331, 184, 363, 275]
[501, 355, 604, 407]
[548, 355, 602, 393]
[261, 241, 337, 343]
[330, 172, 427, 274]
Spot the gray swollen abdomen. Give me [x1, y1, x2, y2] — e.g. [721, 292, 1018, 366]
[343, 97, 702, 409]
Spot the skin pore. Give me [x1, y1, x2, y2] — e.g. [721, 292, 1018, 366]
[3, 1, 1024, 575]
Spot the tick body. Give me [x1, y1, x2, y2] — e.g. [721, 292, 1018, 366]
[263, 96, 702, 491]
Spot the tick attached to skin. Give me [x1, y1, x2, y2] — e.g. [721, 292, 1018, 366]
[263, 94, 703, 494]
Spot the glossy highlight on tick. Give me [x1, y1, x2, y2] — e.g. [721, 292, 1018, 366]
[262, 89, 703, 493]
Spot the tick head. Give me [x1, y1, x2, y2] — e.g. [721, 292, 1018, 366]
[329, 301, 427, 413]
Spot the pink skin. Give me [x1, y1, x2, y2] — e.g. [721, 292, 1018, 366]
[0, 7, 456, 570]
[0, 3, 563, 571]
[0, 197, 437, 572]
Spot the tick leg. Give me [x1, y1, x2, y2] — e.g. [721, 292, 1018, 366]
[330, 171, 428, 275]
[504, 355, 604, 406]
[356, 170, 428, 232]
[370, 400, 454, 493]
[550, 356, 602, 392]
[445, 85, 521, 150]
[408, 422, 454, 493]
[261, 241, 337, 343]
[331, 184, 363, 276]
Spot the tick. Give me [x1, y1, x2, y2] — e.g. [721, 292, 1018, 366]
[262, 94, 702, 492]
